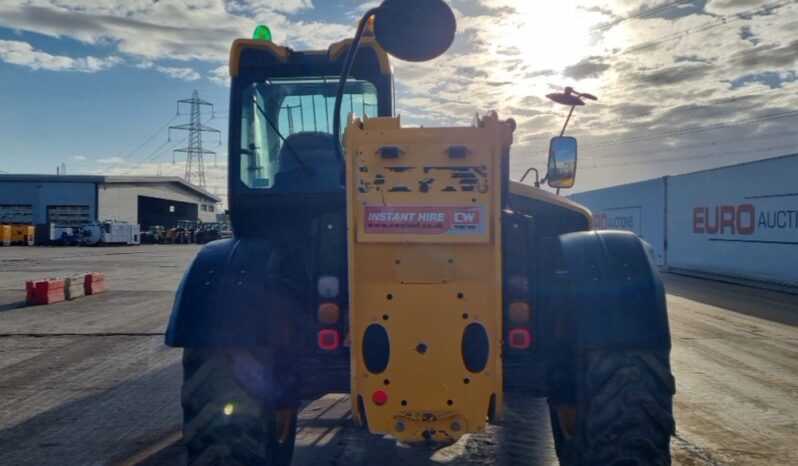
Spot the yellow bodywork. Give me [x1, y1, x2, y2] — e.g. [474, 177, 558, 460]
[228, 33, 391, 78]
[0, 225, 10, 246]
[345, 114, 513, 443]
[509, 180, 593, 228]
[9, 225, 34, 245]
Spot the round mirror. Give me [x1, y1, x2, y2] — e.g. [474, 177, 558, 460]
[373, 0, 456, 62]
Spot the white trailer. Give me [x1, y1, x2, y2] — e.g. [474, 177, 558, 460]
[666, 154, 798, 289]
[81, 221, 140, 246]
[571, 153, 798, 290]
[570, 178, 667, 265]
[101, 222, 140, 245]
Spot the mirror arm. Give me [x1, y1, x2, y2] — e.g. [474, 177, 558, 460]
[560, 105, 576, 137]
[332, 7, 381, 167]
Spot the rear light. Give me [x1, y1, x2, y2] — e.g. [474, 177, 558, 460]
[317, 276, 340, 298]
[372, 390, 389, 406]
[318, 329, 341, 350]
[508, 327, 532, 349]
[508, 301, 530, 322]
[318, 302, 341, 324]
[508, 275, 529, 295]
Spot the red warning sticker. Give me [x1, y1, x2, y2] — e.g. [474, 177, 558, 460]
[363, 205, 486, 235]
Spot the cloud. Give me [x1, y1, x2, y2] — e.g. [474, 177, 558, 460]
[236, 0, 315, 15]
[98, 156, 125, 164]
[2, 0, 798, 194]
[563, 57, 611, 79]
[208, 64, 229, 87]
[0, 39, 120, 72]
[156, 65, 200, 81]
[0, 1, 352, 62]
[705, 0, 769, 15]
[730, 39, 798, 69]
[71, 155, 88, 161]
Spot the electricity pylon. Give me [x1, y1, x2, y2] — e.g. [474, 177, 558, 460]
[169, 90, 220, 188]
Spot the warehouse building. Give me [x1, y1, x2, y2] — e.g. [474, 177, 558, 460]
[0, 175, 221, 229]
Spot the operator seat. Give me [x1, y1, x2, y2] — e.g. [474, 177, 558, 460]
[273, 132, 342, 192]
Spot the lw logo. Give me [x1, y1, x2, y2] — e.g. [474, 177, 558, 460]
[454, 211, 478, 223]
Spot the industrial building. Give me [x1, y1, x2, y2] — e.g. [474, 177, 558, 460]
[569, 153, 798, 292]
[0, 175, 221, 229]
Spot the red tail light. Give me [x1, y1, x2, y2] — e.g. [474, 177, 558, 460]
[508, 327, 532, 349]
[318, 329, 341, 350]
[372, 390, 389, 406]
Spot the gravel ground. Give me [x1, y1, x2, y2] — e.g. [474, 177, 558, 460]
[0, 245, 795, 465]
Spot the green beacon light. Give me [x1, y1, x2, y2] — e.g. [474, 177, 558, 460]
[253, 24, 272, 41]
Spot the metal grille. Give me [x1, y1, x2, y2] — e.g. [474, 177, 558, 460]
[0, 204, 33, 224]
[47, 205, 90, 226]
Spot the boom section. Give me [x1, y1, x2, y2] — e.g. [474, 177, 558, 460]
[345, 115, 511, 443]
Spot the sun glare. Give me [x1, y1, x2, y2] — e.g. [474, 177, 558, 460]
[478, 0, 607, 110]
[513, 2, 593, 70]
[484, 1, 605, 96]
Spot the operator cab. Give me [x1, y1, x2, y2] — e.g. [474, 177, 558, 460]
[228, 33, 394, 235]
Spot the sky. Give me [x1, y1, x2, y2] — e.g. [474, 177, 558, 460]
[0, 0, 797, 208]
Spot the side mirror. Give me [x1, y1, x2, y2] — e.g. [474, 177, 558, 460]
[547, 136, 577, 189]
[373, 0, 456, 62]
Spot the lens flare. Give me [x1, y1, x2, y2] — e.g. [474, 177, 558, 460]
[223, 403, 235, 416]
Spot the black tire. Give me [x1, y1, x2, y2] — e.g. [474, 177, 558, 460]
[500, 392, 556, 466]
[182, 348, 297, 466]
[548, 349, 675, 466]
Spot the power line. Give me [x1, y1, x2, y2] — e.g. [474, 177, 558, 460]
[106, 113, 180, 171]
[608, 0, 794, 57]
[569, 84, 798, 137]
[587, 0, 694, 35]
[581, 142, 798, 169]
[120, 139, 176, 174]
[582, 110, 798, 149]
[582, 129, 798, 162]
[523, 109, 798, 155]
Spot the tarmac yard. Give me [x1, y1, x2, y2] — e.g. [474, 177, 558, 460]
[0, 246, 796, 465]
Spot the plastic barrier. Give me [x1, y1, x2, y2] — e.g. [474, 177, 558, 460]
[65, 274, 86, 300]
[25, 279, 66, 305]
[84, 272, 106, 295]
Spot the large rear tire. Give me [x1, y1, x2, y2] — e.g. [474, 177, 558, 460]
[548, 349, 675, 466]
[182, 348, 297, 466]
[500, 392, 555, 466]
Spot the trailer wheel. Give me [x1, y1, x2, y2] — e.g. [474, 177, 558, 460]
[182, 348, 297, 466]
[548, 349, 675, 466]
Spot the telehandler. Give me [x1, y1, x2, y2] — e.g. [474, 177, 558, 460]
[166, 1, 675, 464]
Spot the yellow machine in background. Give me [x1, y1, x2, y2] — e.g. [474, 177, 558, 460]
[3, 225, 34, 246]
[0, 225, 10, 246]
[346, 114, 513, 441]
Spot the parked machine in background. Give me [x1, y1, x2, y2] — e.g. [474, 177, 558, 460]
[170, 220, 198, 244]
[81, 221, 140, 246]
[34, 223, 81, 246]
[141, 225, 167, 244]
[166, 2, 675, 465]
[0, 225, 10, 246]
[193, 221, 233, 244]
[2, 224, 35, 246]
